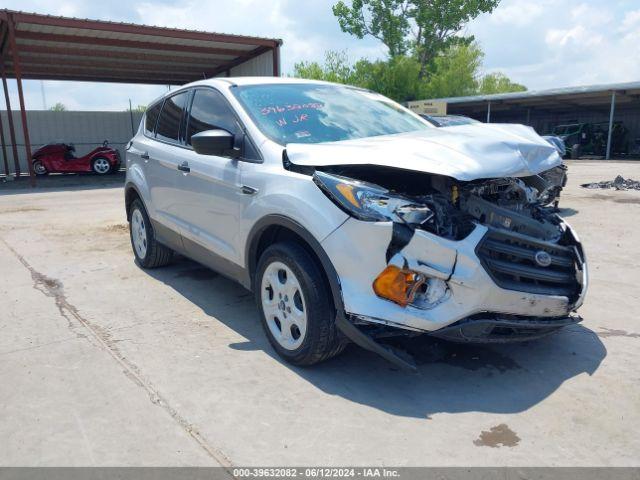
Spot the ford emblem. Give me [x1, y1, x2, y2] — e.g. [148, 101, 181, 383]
[534, 250, 552, 267]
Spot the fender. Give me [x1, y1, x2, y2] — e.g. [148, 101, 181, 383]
[245, 214, 345, 314]
[246, 214, 417, 372]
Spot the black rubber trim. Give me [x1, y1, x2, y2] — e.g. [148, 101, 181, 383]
[431, 314, 582, 343]
[335, 314, 417, 372]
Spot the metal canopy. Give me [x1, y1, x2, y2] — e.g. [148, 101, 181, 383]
[432, 81, 640, 114]
[430, 81, 640, 160]
[0, 9, 282, 184]
[0, 9, 282, 84]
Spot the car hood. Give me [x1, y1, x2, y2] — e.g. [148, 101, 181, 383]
[285, 123, 562, 181]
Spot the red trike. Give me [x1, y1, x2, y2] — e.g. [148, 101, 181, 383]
[32, 141, 121, 175]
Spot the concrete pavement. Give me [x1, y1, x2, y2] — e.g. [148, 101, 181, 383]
[0, 162, 639, 466]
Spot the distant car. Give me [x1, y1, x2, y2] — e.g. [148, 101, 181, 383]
[32, 141, 121, 175]
[420, 114, 480, 127]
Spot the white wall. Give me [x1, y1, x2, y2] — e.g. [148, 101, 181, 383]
[230, 50, 276, 77]
[0, 110, 143, 175]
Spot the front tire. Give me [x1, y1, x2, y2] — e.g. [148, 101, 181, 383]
[255, 242, 346, 366]
[129, 199, 173, 268]
[92, 157, 112, 175]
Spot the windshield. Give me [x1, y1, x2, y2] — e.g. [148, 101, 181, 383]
[232, 83, 430, 144]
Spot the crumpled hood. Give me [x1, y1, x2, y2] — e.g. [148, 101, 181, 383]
[286, 123, 562, 181]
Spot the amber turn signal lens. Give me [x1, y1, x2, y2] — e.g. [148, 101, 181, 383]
[372, 265, 425, 307]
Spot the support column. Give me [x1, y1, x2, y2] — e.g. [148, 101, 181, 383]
[272, 44, 280, 77]
[0, 109, 8, 176]
[606, 91, 616, 160]
[1, 60, 20, 177]
[7, 14, 35, 186]
[486, 101, 491, 123]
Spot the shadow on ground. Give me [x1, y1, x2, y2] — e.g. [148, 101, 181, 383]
[0, 171, 124, 196]
[558, 207, 579, 217]
[143, 256, 606, 419]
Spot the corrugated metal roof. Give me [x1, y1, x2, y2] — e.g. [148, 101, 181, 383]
[431, 81, 640, 104]
[0, 9, 282, 84]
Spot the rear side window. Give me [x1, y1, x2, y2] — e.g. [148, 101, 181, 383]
[145, 102, 162, 135]
[186, 89, 238, 144]
[156, 91, 189, 143]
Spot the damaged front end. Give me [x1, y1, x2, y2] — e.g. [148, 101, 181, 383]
[313, 165, 587, 369]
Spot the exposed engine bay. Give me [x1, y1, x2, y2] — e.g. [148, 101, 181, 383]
[313, 164, 568, 243]
[310, 163, 586, 358]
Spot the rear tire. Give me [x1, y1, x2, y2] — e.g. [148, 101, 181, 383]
[33, 160, 48, 175]
[255, 241, 346, 366]
[129, 199, 173, 268]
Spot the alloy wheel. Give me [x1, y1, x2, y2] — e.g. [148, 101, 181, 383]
[93, 158, 111, 174]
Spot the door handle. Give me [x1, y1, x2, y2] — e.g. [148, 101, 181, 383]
[177, 162, 190, 173]
[241, 185, 258, 195]
[140, 152, 149, 160]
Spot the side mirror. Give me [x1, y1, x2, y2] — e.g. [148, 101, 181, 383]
[191, 129, 239, 158]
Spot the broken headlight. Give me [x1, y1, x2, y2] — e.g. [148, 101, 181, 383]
[313, 171, 434, 224]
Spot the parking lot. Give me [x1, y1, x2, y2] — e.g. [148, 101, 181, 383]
[1, 160, 639, 467]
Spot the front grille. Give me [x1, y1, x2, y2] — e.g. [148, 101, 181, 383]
[477, 228, 581, 298]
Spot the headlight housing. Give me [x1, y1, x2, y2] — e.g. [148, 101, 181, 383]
[313, 171, 434, 224]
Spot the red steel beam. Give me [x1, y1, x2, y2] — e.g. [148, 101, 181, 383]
[9, 10, 279, 47]
[7, 13, 35, 186]
[15, 30, 251, 57]
[0, 106, 8, 176]
[17, 44, 227, 66]
[0, 60, 19, 176]
[5, 56, 218, 77]
[20, 74, 193, 85]
[16, 69, 195, 85]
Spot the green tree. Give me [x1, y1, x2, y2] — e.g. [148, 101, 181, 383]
[130, 104, 147, 113]
[352, 56, 427, 101]
[423, 42, 483, 98]
[49, 102, 66, 111]
[293, 50, 355, 84]
[291, 44, 526, 103]
[478, 72, 526, 94]
[332, 0, 501, 77]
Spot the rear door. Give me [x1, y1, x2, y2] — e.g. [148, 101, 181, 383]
[145, 91, 190, 233]
[171, 87, 245, 267]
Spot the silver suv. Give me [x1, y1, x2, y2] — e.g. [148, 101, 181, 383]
[125, 77, 588, 370]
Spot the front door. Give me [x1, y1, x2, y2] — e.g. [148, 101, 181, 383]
[172, 88, 244, 269]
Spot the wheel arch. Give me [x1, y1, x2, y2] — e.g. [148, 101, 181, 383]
[246, 215, 345, 315]
[124, 182, 143, 221]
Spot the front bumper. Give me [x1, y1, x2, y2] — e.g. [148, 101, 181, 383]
[321, 218, 587, 338]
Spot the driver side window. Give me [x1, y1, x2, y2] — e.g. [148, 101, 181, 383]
[186, 89, 238, 145]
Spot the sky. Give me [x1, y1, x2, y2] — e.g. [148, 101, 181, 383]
[3, 0, 640, 111]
